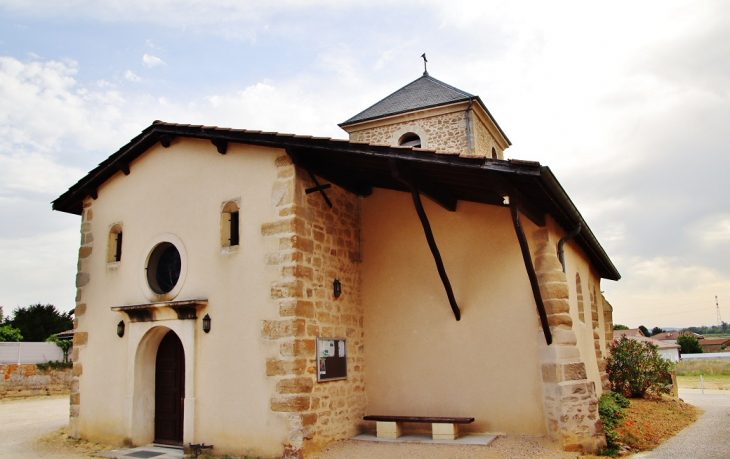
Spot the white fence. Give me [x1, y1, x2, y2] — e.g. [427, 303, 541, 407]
[0, 342, 64, 364]
[681, 352, 730, 360]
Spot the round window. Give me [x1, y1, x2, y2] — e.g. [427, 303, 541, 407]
[147, 242, 181, 294]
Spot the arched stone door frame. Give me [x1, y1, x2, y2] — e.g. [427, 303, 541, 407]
[123, 320, 196, 446]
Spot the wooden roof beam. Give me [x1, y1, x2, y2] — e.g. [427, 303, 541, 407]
[389, 158, 457, 212]
[211, 139, 228, 154]
[509, 197, 552, 345]
[287, 148, 373, 197]
[487, 171, 545, 227]
[389, 158, 461, 321]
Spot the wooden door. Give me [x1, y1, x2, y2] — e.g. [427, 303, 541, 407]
[154, 331, 185, 445]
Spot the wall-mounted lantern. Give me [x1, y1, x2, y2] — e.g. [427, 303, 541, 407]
[117, 320, 125, 338]
[333, 279, 342, 299]
[202, 314, 211, 333]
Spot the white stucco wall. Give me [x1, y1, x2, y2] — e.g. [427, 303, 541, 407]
[659, 348, 680, 363]
[75, 138, 290, 457]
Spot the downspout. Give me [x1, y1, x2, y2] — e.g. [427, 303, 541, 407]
[465, 98, 474, 156]
[558, 223, 582, 273]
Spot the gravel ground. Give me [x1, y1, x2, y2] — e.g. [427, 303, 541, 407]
[7, 390, 728, 459]
[631, 388, 730, 459]
[0, 396, 111, 459]
[0, 396, 72, 459]
[309, 435, 582, 459]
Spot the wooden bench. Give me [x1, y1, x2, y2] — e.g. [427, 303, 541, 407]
[363, 415, 475, 440]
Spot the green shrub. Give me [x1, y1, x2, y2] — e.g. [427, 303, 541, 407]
[36, 361, 73, 371]
[607, 336, 674, 397]
[46, 334, 73, 363]
[0, 324, 23, 342]
[598, 391, 629, 456]
[677, 335, 703, 354]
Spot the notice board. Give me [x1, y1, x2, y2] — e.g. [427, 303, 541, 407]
[317, 338, 347, 382]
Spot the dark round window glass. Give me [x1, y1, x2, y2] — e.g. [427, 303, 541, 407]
[147, 242, 181, 294]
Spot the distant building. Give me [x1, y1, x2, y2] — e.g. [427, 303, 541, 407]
[652, 331, 705, 344]
[614, 330, 680, 362]
[697, 338, 730, 353]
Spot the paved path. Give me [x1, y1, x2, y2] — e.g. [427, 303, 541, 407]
[0, 396, 71, 459]
[632, 388, 730, 459]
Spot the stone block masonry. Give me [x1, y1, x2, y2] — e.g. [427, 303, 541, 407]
[348, 109, 503, 159]
[349, 112, 468, 155]
[532, 227, 606, 453]
[69, 197, 93, 435]
[0, 364, 72, 398]
[262, 155, 366, 458]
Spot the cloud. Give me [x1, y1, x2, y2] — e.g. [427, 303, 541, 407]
[124, 69, 142, 82]
[142, 54, 165, 68]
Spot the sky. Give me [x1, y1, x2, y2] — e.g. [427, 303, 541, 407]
[0, 0, 728, 329]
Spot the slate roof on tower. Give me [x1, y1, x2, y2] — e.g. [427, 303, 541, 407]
[339, 73, 511, 144]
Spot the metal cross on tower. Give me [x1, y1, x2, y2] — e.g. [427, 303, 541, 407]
[421, 53, 428, 75]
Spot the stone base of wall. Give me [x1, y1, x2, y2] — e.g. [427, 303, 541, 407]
[1, 364, 72, 398]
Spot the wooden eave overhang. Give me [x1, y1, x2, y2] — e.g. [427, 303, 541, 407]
[52, 121, 619, 281]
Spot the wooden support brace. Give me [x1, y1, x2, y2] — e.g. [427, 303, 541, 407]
[158, 134, 173, 148]
[211, 139, 228, 154]
[306, 183, 331, 194]
[389, 158, 461, 321]
[306, 171, 333, 208]
[509, 198, 552, 345]
[117, 163, 130, 176]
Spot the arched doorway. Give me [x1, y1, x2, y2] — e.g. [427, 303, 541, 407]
[154, 331, 185, 445]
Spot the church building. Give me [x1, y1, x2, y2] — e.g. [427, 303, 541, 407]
[53, 70, 619, 458]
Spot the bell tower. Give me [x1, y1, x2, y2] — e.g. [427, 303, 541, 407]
[339, 72, 510, 158]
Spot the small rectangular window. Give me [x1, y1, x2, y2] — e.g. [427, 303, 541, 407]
[229, 211, 239, 246]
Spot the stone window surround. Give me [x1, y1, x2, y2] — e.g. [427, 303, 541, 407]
[389, 125, 428, 149]
[139, 233, 188, 302]
[106, 222, 123, 265]
[220, 198, 241, 251]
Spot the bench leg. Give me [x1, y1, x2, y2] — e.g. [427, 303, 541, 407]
[432, 423, 460, 440]
[376, 421, 403, 439]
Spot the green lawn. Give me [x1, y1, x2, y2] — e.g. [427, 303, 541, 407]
[675, 359, 730, 389]
[677, 374, 730, 390]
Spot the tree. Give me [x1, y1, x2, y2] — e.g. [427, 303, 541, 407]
[607, 335, 674, 398]
[614, 324, 629, 330]
[46, 334, 72, 363]
[3, 304, 73, 342]
[0, 324, 23, 342]
[638, 325, 650, 337]
[651, 326, 665, 336]
[677, 335, 703, 354]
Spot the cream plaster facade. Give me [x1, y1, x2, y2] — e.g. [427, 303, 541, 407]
[68, 134, 613, 456]
[61, 76, 617, 457]
[72, 140, 291, 457]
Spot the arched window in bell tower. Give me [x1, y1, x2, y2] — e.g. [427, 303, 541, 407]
[398, 132, 421, 148]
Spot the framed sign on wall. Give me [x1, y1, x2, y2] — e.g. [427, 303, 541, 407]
[317, 338, 347, 382]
